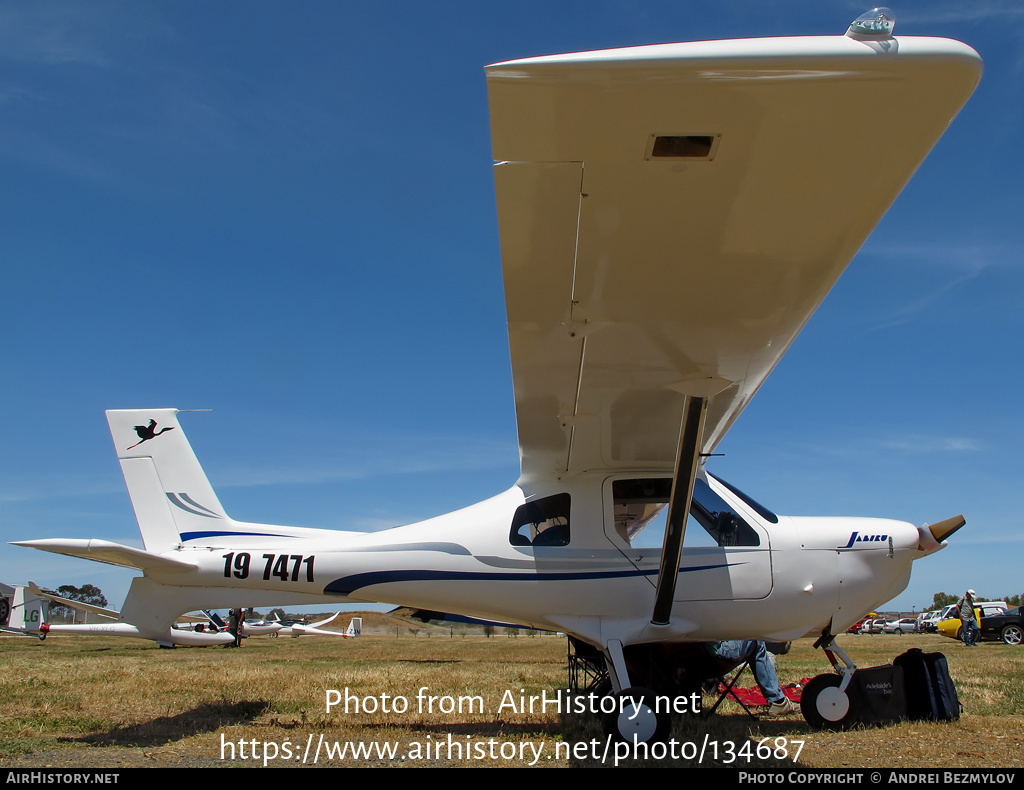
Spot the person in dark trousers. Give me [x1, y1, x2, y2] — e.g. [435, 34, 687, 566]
[708, 640, 799, 716]
[228, 608, 242, 647]
[957, 589, 979, 646]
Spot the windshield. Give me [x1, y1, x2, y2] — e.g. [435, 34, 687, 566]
[612, 475, 763, 547]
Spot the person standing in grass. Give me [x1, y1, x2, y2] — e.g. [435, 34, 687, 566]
[957, 589, 979, 646]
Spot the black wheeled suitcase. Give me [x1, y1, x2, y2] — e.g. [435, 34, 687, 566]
[894, 648, 961, 721]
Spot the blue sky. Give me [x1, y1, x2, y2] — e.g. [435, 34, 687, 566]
[2, 1, 1022, 617]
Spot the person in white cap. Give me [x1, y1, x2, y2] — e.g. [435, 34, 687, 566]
[956, 589, 979, 646]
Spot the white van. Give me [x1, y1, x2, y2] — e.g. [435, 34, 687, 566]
[934, 601, 1007, 625]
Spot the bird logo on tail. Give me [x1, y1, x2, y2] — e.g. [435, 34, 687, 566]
[127, 419, 175, 450]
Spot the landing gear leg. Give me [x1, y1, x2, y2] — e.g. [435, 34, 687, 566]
[602, 687, 669, 744]
[600, 640, 671, 745]
[802, 630, 859, 731]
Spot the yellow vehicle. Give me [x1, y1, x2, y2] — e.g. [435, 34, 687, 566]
[936, 602, 1008, 641]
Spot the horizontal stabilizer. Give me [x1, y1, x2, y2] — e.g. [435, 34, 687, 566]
[10, 539, 197, 573]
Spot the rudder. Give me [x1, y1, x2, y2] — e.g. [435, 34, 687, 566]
[10, 585, 47, 633]
[107, 409, 230, 552]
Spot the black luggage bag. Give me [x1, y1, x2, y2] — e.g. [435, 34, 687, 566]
[894, 648, 960, 721]
[849, 664, 907, 725]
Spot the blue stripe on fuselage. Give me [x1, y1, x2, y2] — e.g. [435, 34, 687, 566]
[324, 563, 738, 596]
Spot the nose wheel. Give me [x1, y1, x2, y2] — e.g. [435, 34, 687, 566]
[801, 674, 858, 730]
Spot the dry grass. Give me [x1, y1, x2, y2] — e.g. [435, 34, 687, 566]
[1, 629, 1021, 768]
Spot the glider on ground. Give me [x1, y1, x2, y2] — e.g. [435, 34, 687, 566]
[4, 582, 233, 647]
[267, 612, 363, 638]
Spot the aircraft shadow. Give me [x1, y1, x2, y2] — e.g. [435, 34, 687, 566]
[399, 721, 561, 737]
[60, 699, 270, 747]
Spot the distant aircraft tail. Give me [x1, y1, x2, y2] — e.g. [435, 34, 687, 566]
[4, 585, 48, 637]
[107, 409, 229, 552]
[347, 617, 362, 638]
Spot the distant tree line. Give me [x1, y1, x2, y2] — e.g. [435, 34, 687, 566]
[929, 592, 1023, 610]
[45, 584, 108, 622]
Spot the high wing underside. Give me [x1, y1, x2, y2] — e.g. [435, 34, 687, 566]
[486, 35, 981, 488]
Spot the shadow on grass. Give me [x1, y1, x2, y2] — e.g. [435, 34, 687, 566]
[403, 721, 562, 737]
[60, 699, 270, 747]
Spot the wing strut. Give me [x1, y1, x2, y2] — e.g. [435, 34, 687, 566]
[651, 395, 708, 625]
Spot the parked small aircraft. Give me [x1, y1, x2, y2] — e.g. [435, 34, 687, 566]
[241, 614, 285, 637]
[12, 13, 980, 737]
[5, 583, 234, 647]
[184, 610, 283, 638]
[268, 613, 362, 639]
[194, 609, 362, 638]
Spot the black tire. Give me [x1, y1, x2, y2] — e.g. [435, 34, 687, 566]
[601, 686, 670, 745]
[1001, 624, 1023, 646]
[801, 674, 858, 730]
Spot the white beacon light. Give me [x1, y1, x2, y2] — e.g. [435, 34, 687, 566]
[847, 7, 896, 38]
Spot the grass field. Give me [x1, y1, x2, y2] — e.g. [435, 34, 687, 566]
[1, 628, 1021, 769]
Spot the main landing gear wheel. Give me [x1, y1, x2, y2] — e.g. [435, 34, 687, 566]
[1001, 624, 1023, 646]
[601, 687, 670, 745]
[801, 674, 858, 731]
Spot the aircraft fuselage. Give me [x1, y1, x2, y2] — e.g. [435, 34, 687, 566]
[131, 473, 924, 650]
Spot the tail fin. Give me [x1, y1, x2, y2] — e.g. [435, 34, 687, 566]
[106, 409, 229, 552]
[346, 617, 362, 637]
[9, 585, 47, 633]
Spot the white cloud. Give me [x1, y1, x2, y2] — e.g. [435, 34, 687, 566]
[878, 436, 982, 453]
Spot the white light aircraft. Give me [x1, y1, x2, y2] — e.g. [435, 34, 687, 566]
[13, 12, 980, 737]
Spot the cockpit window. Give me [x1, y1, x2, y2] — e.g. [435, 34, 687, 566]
[510, 493, 570, 547]
[709, 474, 778, 524]
[612, 478, 672, 542]
[612, 477, 761, 548]
[689, 478, 760, 546]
